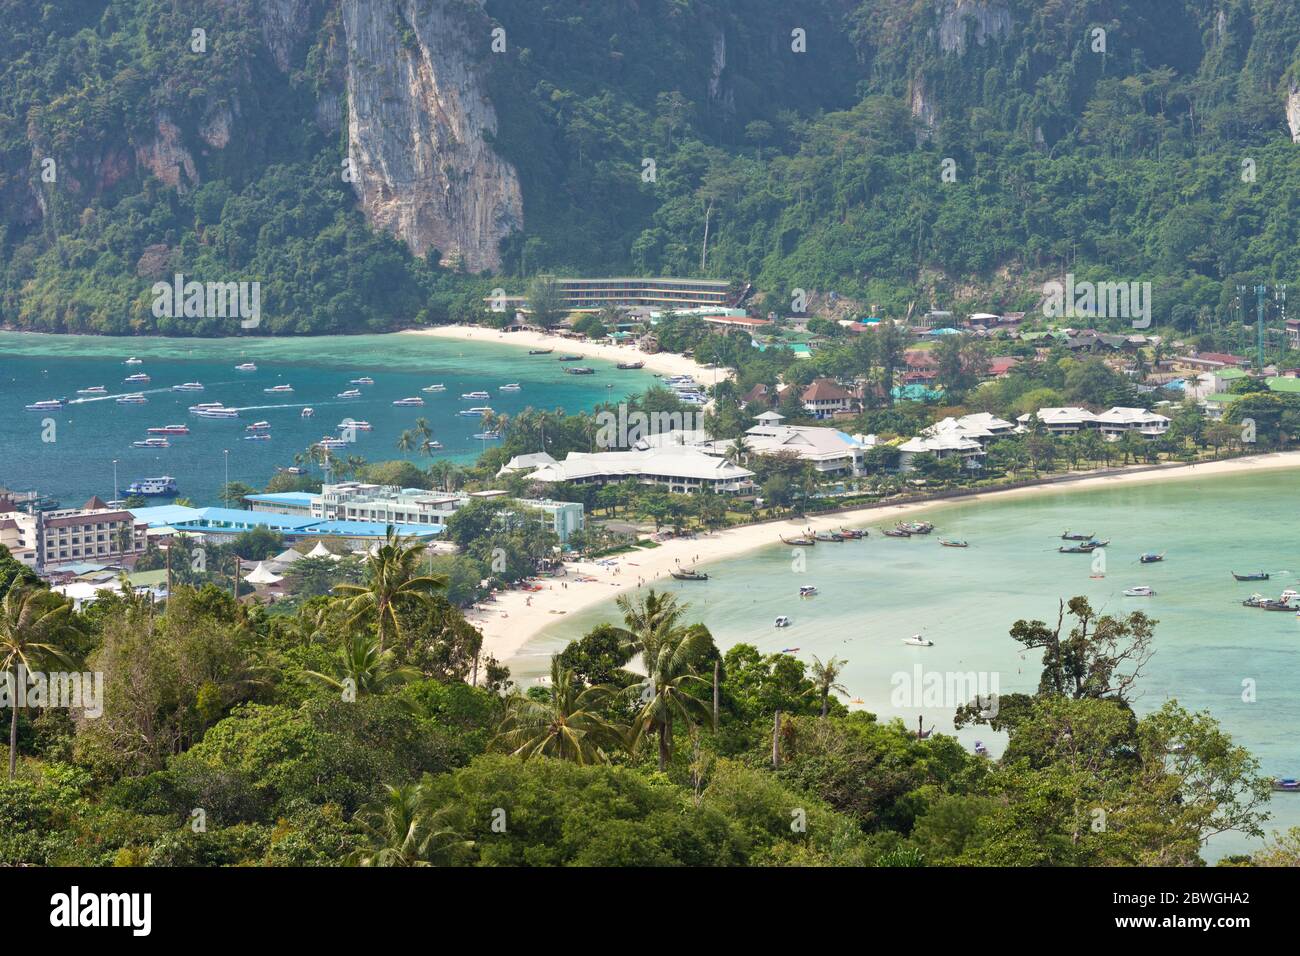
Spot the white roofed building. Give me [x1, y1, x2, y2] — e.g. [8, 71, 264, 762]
[528, 445, 755, 495]
[1093, 406, 1171, 441]
[1016, 407, 1099, 434]
[922, 413, 1016, 446]
[897, 434, 986, 472]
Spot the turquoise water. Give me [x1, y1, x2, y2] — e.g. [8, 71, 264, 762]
[522, 469, 1300, 859]
[0, 332, 655, 505]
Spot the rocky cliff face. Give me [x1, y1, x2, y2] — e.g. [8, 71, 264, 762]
[1288, 83, 1300, 144]
[339, 0, 522, 272]
[936, 0, 1012, 55]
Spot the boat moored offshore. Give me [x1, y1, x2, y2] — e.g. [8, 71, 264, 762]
[24, 399, 66, 411]
[172, 382, 205, 391]
[393, 397, 425, 406]
[125, 476, 177, 496]
[132, 437, 170, 448]
[460, 390, 490, 400]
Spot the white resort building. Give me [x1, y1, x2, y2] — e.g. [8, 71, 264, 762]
[702, 411, 867, 477]
[524, 445, 755, 495]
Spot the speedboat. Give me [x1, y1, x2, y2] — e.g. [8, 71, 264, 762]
[76, 386, 107, 395]
[24, 399, 66, 411]
[244, 433, 270, 441]
[301, 407, 314, 418]
[393, 397, 425, 406]
[903, 634, 934, 647]
[172, 382, 204, 392]
[1274, 778, 1300, 792]
[423, 384, 446, 392]
[123, 357, 143, 365]
[132, 437, 170, 448]
[349, 377, 375, 386]
[458, 406, 493, 417]
[235, 362, 257, 371]
[798, 585, 818, 597]
[147, 424, 190, 435]
[124, 373, 150, 383]
[773, 616, 791, 628]
[1139, 552, 1165, 564]
[1232, 571, 1270, 582]
[1243, 593, 1294, 611]
[940, 539, 969, 548]
[460, 390, 491, 400]
[1123, 585, 1155, 597]
[472, 431, 502, 440]
[336, 389, 361, 399]
[116, 394, 148, 404]
[125, 476, 177, 496]
[337, 419, 372, 431]
[245, 421, 271, 431]
[499, 383, 522, 392]
[264, 384, 294, 394]
[814, 532, 844, 542]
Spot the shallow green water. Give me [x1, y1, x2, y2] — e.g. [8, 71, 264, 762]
[522, 468, 1300, 859]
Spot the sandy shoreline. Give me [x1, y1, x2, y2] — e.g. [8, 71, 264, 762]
[401, 325, 733, 386]
[462, 450, 1300, 672]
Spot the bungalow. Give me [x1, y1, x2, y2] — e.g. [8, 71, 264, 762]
[922, 413, 1017, 447]
[800, 378, 855, 419]
[898, 433, 985, 472]
[1093, 407, 1171, 441]
[1016, 407, 1099, 434]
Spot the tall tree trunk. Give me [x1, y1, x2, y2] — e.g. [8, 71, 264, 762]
[712, 661, 719, 730]
[8, 688, 19, 780]
[771, 709, 781, 769]
[658, 717, 672, 771]
[820, 692, 828, 718]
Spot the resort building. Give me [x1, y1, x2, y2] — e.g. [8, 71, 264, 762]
[486, 277, 738, 313]
[703, 412, 868, 477]
[897, 434, 986, 472]
[1016, 407, 1099, 434]
[128, 504, 446, 545]
[1093, 407, 1171, 441]
[922, 413, 1017, 446]
[526, 445, 755, 495]
[800, 378, 856, 419]
[0, 496, 148, 571]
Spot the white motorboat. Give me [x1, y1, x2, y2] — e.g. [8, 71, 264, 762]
[116, 394, 148, 404]
[422, 384, 446, 392]
[1123, 585, 1156, 597]
[460, 390, 491, 400]
[263, 384, 294, 394]
[124, 373, 150, 383]
[349, 377, 375, 385]
[301, 407, 314, 418]
[498, 383, 521, 392]
[123, 357, 143, 365]
[172, 382, 204, 391]
[458, 406, 493, 417]
[132, 437, 170, 448]
[336, 389, 361, 399]
[903, 634, 934, 647]
[773, 616, 792, 628]
[798, 585, 818, 597]
[337, 419, 372, 431]
[76, 386, 107, 395]
[393, 397, 425, 406]
[24, 399, 66, 411]
[147, 424, 189, 435]
[235, 362, 257, 371]
[245, 421, 271, 431]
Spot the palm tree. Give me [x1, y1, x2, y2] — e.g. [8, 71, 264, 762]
[614, 589, 687, 660]
[494, 657, 625, 764]
[0, 586, 79, 778]
[331, 526, 446, 652]
[808, 655, 849, 717]
[349, 781, 473, 866]
[303, 631, 419, 698]
[725, 436, 751, 466]
[631, 624, 714, 771]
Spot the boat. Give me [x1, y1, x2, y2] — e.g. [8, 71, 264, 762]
[191, 406, 238, 419]
[557, 354, 583, 361]
[670, 568, 709, 581]
[245, 421, 271, 431]
[349, 377, 375, 385]
[1123, 585, 1156, 597]
[393, 397, 426, 406]
[1242, 593, 1294, 611]
[472, 431, 503, 440]
[460, 391, 491, 400]
[814, 532, 844, 542]
[773, 616, 792, 628]
[1139, 552, 1165, 563]
[940, 539, 969, 548]
[458, 406, 493, 417]
[317, 437, 349, 449]
[422, 384, 446, 393]
[903, 634, 934, 647]
[1061, 531, 1095, 541]
[235, 362, 257, 371]
[565, 366, 596, 375]
[279, 466, 307, 476]
[76, 386, 107, 395]
[147, 424, 189, 435]
[780, 647, 800, 654]
[1273, 778, 1300, 792]
[1232, 571, 1270, 582]
[838, 528, 866, 539]
[883, 528, 911, 538]
[780, 535, 815, 546]
[244, 433, 271, 441]
[125, 476, 177, 496]
[616, 361, 645, 370]
[528, 348, 553, 355]
[24, 399, 66, 411]
[1059, 544, 1095, 554]
[263, 384, 294, 394]
[132, 437, 170, 448]
[124, 373, 150, 383]
[337, 419, 372, 431]
[425, 440, 444, 450]
[172, 382, 204, 392]
[116, 394, 148, 404]
[123, 357, 143, 365]
[897, 521, 934, 535]
[973, 741, 990, 757]
[336, 389, 362, 399]
[798, 585, 818, 597]
[498, 383, 522, 392]
[301, 407, 314, 418]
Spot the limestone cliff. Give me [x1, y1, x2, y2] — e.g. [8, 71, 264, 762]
[339, 0, 522, 272]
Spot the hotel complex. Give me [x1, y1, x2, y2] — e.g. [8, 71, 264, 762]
[489, 277, 738, 313]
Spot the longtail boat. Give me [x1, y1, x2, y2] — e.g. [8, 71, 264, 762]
[838, 528, 866, 539]
[670, 568, 709, 581]
[781, 535, 815, 546]
[814, 531, 844, 542]
[1061, 530, 1095, 541]
[1232, 571, 1270, 582]
[883, 528, 911, 538]
[1139, 552, 1165, 564]
[940, 539, 969, 548]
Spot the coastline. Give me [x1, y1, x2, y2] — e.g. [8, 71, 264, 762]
[400, 325, 733, 386]
[468, 450, 1300, 670]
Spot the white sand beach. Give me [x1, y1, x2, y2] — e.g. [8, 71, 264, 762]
[401, 325, 732, 386]
[463, 450, 1300, 670]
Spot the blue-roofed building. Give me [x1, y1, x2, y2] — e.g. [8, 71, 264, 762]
[128, 504, 443, 543]
[244, 492, 319, 517]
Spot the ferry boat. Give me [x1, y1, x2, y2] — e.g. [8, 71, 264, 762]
[245, 421, 271, 431]
[116, 394, 148, 405]
[301, 407, 314, 418]
[244, 433, 271, 441]
[188, 402, 224, 412]
[316, 436, 350, 449]
[147, 424, 190, 435]
[498, 383, 522, 392]
[472, 431, 502, 440]
[558, 354, 583, 362]
[76, 386, 107, 395]
[337, 419, 372, 431]
[172, 382, 204, 392]
[24, 399, 66, 411]
[336, 389, 361, 399]
[235, 362, 257, 371]
[123, 357, 143, 365]
[124, 373, 151, 383]
[458, 406, 493, 417]
[263, 384, 294, 394]
[393, 397, 425, 406]
[903, 634, 934, 647]
[422, 384, 446, 393]
[191, 406, 239, 419]
[460, 390, 491, 400]
[125, 476, 177, 496]
[132, 437, 170, 449]
[349, 377, 375, 386]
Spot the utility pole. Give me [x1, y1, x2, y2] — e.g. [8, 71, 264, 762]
[1256, 284, 1267, 372]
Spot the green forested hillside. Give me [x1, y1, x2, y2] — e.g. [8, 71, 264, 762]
[1, 0, 1299, 333]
